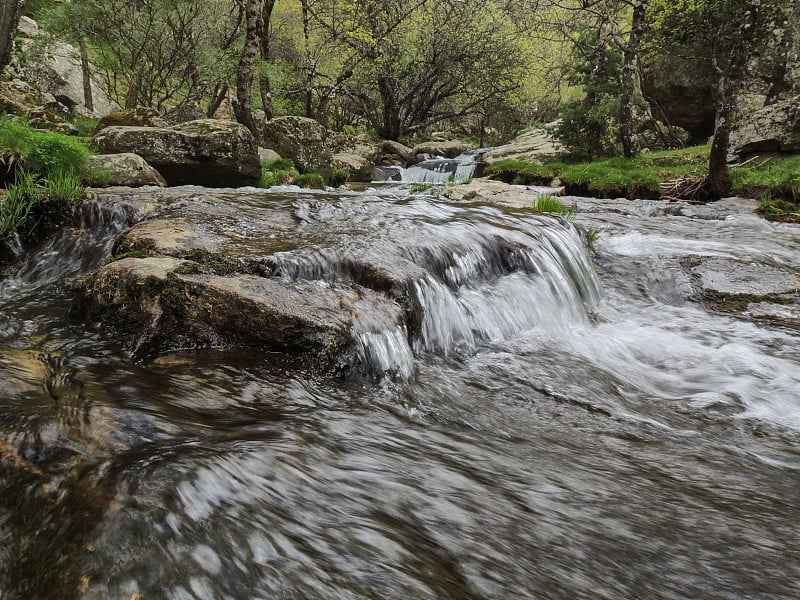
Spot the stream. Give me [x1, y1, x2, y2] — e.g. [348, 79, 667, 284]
[1, 179, 799, 599]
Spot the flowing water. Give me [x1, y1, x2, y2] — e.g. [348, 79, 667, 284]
[1, 183, 799, 599]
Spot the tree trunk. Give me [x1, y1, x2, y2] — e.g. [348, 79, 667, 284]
[584, 16, 610, 161]
[234, 0, 261, 136]
[258, 0, 276, 120]
[620, 0, 647, 158]
[708, 77, 734, 199]
[77, 30, 94, 114]
[378, 76, 401, 140]
[708, 0, 760, 199]
[301, 0, 313, 118]
[0, 0, 23, 72]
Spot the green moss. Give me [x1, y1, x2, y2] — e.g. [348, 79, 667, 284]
[702, 290, 795, 313]
[112, 235, 156, 260]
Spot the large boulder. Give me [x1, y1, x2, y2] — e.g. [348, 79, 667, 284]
[85, 153, 167, 188]
[331, 135, 382, 182]
[729, 96, 800, 161]
[482, 126, 563, 164]
[412, 140, 475, 160]
[92, 119, 262, 187]
[260, 116, 332, 174]
[96, 108, 171, 131]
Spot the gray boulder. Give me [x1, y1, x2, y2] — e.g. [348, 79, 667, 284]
[729, 96, 800, 161]
[483, 126, 562, 164]
[92, 119, 262, 187]
[260, 116, 332, 174]
[85, 153, 167, 188]
[412, 140, 476, 159]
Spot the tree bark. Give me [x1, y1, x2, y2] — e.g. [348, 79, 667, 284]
[620, 0, 647, 158]
[77, 30, 94, 113]
[234, 0, 261, 136]
[708, 0, 760, 198]
[0, 0, 24, 73]
[583, 15, 610, 161]
[301, 0, 314, 118]
[258, 0, 276, 120]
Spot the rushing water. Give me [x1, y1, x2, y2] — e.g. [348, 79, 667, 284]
[1, 183, 800, 599]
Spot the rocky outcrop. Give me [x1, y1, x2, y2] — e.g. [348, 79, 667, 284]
[12, 37, 119, 118]
[85, 153, 167, 188]
[92, 119, 261, 187]
[74, 187, 413, 369]
[482, 126, 562, 164]
[729, 96, 800, 160]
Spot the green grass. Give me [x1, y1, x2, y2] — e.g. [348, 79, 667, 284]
[258, 158, 327, 189]
[485, 146, 711, 200]
[528, 195, 576, 219]
[0, 117, 90, 177]
[485, 146, 800, 220]
[0, 118, 91, 243]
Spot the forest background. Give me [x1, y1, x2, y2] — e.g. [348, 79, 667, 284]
[0, 0, 797, 201]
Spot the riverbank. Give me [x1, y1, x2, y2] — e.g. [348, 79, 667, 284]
[484, 145, 800, 222]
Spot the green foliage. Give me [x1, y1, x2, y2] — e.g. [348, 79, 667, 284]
[528, 195, 575, 219]
[487, 146, 712, 199]
[0, 117, 90, 177]
[0, 170, 39, 240]
[258, 158, 325, 189]
[263, 158, 295, 171]
[0, 119, 90, 242]
[70, 116, 101, 139]
[586, 227, 601, 244]
[409, 183, 435, 193]
[731, 156, 800, 204]
[0, 168, 84, 241]
[294, 173, 326, 189]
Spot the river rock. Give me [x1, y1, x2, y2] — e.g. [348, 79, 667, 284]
[728, 96, 800, 161]
[77, 256, 405, 369]
[441, 179, 566, 208]
[260, 116, 332, 174]
[92, 119, 262, 187]
[85, 153, 167, 188]
[331, 135, 382, 182]
[689, 256, 800, 321]
[482, 126, 563, 164]
[412, 140, 475, 159]
[96, 108, 171, 131]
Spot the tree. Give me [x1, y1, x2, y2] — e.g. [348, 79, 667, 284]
[648, 0, 790, 197]
[618, 0, 647, 157]
[0, 0, 24, 72]
[44, 0, 242, 118]
[305, 0, 528, 140]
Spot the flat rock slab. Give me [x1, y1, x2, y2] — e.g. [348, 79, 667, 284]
[441, 179, 565, 208]
[689, 256, 800, 321]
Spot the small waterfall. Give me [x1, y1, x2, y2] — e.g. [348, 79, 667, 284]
[374, 152, 484, 184]
[261, 200, 599, 375]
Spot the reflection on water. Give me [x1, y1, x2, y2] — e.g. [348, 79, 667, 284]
[1, 189, 799, 599]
